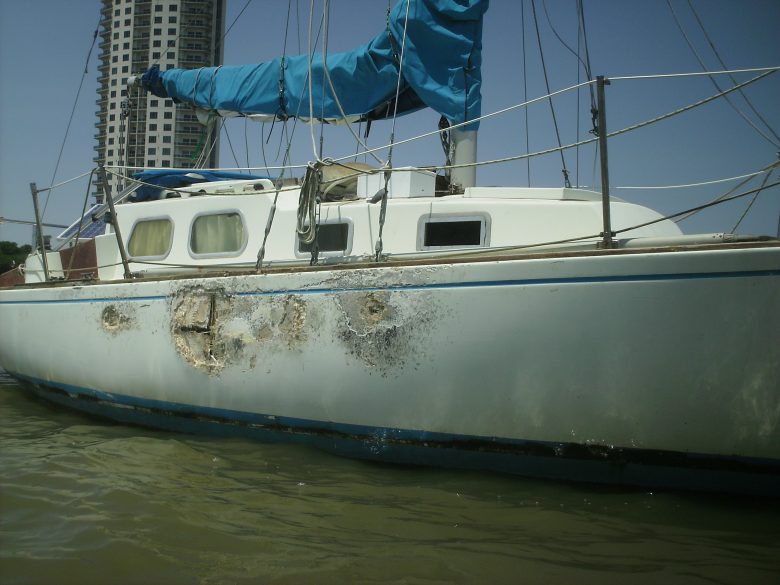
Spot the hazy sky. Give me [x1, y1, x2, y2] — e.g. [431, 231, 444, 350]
[1, 0, 778, 245]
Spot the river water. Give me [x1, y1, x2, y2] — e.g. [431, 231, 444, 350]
[1, 370, 778, 585]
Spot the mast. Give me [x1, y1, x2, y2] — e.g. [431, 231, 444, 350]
[450, 128, 478, 191]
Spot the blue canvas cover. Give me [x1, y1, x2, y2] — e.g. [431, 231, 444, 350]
[131, 170, 269, 202]
[141, 0, 487, 127]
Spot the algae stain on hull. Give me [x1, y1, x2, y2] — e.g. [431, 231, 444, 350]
[336, 290, 439, 376]
[100, 304, 136, 334]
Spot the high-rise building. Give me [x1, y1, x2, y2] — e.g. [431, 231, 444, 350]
[95, 0, 226, 198]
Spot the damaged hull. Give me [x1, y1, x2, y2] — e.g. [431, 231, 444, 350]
[1, 244, 779, 495]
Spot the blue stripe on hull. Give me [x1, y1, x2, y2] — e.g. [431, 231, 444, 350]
[10, 372, 780, 497]
[1, 268, 778, 305]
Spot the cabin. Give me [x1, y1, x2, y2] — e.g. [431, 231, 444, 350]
[20, 167, 685, 284]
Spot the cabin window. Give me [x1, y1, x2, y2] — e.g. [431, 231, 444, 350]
[128, 218, 173, 258]
[190, 212, 246, 256]
[418, 215, 489, 250]
[296, 221, 352, 257]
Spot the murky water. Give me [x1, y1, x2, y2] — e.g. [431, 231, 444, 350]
[1, 370, 778, 585]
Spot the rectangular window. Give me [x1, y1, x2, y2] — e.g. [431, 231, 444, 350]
[168, 28, 176, 35]
[154, 16, 162, 23]
[149, 111, 158, 119]
[148, 147, 156, 154]
[168, 16, 177, 23]
[149, 123, 157, 131]
[190, 213, 246, 256]
[152, 51, 161, 59]
[153, 40, 161, 47]
[162, 147, 171, 155]
[163, 123, 172, 131]
[162, 136, 171, 143]
[162, 159, 170, 166]
[147, 159, 156, 166]
[297, 223, 350, 254]
[421, 217, 487, 249]
[129, 218, 173, 258]
[163, 111, 173, 119]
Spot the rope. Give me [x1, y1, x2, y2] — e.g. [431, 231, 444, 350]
[674, 159, 780, 223]
[296, 162, 322, 245]
[609, 66, 780, 81]
[616, 179, 780, 234]
[613, 167, 776, 190]
[35, 170, 96, 193]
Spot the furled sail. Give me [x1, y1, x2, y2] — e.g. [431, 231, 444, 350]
[140, 0, 488, 127]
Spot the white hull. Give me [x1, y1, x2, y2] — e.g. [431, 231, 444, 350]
[2, 243, 778, 494]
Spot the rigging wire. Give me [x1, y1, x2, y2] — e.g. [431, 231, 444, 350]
[375, 0, 413, 262]
[222, 120, 243, 169]
[666, 0, 780, 149]
[244, 117, 251, 172]
[41, 14, 101, 219]
[521, 0, 531, 187]
[426, 69, 776, 174]
[673, 159, 780, 223]
[685, 0, 780, 146]
[613, 167, 775, 189]
[530, 0, 571, 187]
[730, 167, 774, 233]
[542, 0, 595, 109]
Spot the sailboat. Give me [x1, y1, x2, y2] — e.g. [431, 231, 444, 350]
[1, 0, 778, 496]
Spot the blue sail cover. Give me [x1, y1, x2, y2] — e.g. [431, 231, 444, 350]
[141, 0, 488, 127]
